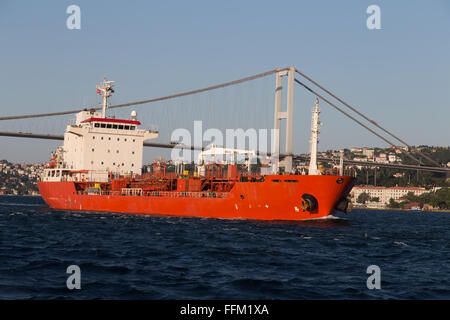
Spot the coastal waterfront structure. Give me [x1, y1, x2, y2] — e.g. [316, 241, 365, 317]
[350, 186, 435, 208]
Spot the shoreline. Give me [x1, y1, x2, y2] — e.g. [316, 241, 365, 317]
[353, 206, 450, 213]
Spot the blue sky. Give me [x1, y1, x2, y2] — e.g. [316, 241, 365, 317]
[0, 0, 449, 163]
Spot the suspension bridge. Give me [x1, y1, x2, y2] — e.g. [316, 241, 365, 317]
[0, 66, 448, 174]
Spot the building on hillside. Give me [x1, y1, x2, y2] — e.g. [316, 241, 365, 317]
[349, 186, 437, 208]
[362, 148, 374, 158]
[375, 157, 389, 164]
[388, 154, 400, 163]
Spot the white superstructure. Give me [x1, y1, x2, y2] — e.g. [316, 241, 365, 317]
[62, 110, 158, 175]
[40, 78, 158, 181]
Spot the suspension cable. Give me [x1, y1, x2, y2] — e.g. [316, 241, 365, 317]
[295, 68, 441, 167]
[294, 78, 422, 165]
[0, 68, 287, 121]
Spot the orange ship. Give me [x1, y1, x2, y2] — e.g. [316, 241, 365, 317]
[37, 78, 355, 221]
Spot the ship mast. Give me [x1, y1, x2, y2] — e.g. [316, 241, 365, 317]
[309, 98, 321, 175]
[96, 77, 115, 118]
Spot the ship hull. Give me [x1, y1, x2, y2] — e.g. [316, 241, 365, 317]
[37, 175, 354, 221]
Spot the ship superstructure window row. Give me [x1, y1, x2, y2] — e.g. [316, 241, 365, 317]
[93, 123, 136, 130]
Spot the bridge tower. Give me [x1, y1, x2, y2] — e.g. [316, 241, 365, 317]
[273, 66, 295, 173]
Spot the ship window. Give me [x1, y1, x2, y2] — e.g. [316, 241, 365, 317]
[133, 139, 135, 142]
[108, 149, 110, 153]
[51, 170, 55, 177]
[119, 125, 124, 130]
[125, 125, 130, 130]
[56, 171, 60, 177]
[92, 136, 95, 139]
[132, 151, 135, 155]
[116, 150, 119, 153]
[101, 137, 104, 140]
[124, 138, 127, 142]
[131, 126, 135, 130]
[131, 164, 134, 167]
[107, 124, 112, 129]
[94, 123, 100, 128]
[92, 148, 94, 152]
[101, 161, 104, 165]
[285, 179, 298, 183]
[272, 179, 281, 182]
[108, 137, 111, 140]
[117, 138, 120, 141]
[113, 125, 118, 129]
[113, 162, 115, 165]
[122, 163, 124, 166]
[91, 161, 94, 165]
[101, 124, 106, 128]
[48, 171, 51, 177]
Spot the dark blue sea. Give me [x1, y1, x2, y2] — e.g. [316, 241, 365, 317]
[0, 195, 449, 299]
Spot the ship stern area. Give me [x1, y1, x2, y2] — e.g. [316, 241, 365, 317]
[37, 181, 78, 210]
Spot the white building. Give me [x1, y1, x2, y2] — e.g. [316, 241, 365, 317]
[350, 186, 435, 208]
[388, 154, 399, 163]
[362, 148, 374, 158]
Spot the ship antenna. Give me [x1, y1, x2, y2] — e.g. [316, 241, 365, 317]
[96, 77, 115, 118]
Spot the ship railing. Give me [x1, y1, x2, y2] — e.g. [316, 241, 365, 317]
[144, 191, 229, 198]
[319, 168, 357, 177]
[78, 190, 229, 198]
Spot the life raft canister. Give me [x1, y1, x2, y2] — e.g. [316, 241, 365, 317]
[301, 194, 318, 212]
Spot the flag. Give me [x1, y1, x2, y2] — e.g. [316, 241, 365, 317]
[97, 89, 101, 94]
